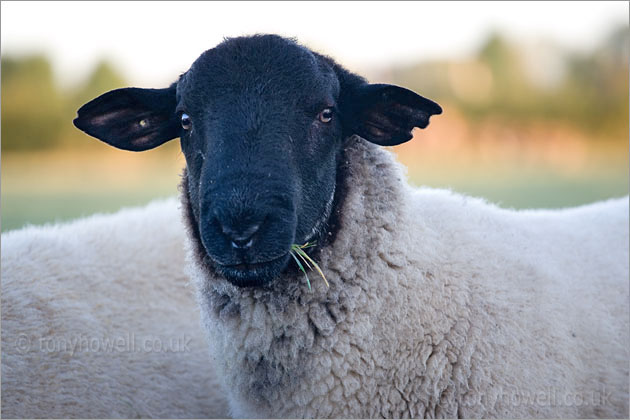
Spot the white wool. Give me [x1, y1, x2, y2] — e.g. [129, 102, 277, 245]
[1, 198, 229, 418]
[187, 137, 629, 418]
[2, 138, 628, 418]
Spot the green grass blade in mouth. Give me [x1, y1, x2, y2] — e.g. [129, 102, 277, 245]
[289, 250, 311, 290]
[295, 248, 330, 288]
[297, 241, 316, 249]
[290, 243, 329, 289]
[294, 248, 313, 270]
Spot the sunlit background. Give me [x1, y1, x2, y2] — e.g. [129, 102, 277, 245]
[2, 1, 628, 232]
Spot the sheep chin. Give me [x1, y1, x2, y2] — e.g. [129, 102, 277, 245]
[216, 253, 292, 288]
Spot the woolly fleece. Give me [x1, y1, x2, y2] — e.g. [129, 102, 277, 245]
[187, 137, 630, 418]
[1, 199, 229, 418]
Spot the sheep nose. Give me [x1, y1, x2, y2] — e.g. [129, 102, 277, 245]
[220, 221, 261, 249]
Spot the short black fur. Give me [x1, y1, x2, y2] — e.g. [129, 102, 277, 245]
[73, 34, 442, 287]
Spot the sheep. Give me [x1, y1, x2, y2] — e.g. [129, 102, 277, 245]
[1, 199, 230, 418]
[68, 33, 630, 418]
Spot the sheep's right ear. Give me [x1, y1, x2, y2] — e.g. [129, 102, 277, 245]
[73, 85, 179, 151]
[341, 84, 442, 147]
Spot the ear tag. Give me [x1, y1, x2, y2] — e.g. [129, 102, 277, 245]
[139, 119, 148, 128]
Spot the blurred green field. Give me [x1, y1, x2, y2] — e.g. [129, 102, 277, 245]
[2, 143, 627, 233]
[1, 148, 184, 232]
[408, 168, 628, 209]
[2, 28, 628, 233]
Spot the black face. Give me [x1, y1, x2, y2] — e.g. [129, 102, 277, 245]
[73, 34, 442, 287]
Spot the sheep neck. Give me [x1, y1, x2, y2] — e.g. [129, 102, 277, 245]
[182, 136, 437, 417]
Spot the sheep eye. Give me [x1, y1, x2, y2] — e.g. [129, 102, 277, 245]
[318, 108, 333, 123]
[181, 113, 192, 130]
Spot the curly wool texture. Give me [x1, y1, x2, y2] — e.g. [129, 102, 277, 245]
[1, 199, 229, 418]
[187, 137, 629, 418]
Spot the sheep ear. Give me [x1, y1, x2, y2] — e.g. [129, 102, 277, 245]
[342, 84, 442, 146]
[73, 85, 179, 151]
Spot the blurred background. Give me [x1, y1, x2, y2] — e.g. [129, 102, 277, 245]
[2, 1, 628, 232]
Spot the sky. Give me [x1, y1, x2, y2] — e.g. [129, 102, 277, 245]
[1, 1, 628, 88]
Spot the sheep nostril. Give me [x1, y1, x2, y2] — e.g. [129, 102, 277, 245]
[220, 222, 261, 249]
[231, 238, 254, 249]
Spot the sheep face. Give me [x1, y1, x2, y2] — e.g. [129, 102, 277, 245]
[176, 36, 345, 287]
[73, 34, 442, 287]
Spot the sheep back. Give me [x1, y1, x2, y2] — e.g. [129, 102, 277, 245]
[1, 198, 229, 418]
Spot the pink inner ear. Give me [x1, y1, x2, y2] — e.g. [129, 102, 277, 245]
[131, 133, 155, 147]
[364, 108, 398, 134]
[89, 110, 129, 127]
[392, 103, 415, 115]
[365, 122, 387, 138]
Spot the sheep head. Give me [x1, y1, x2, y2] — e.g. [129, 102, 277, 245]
[73, 34, 442, 287]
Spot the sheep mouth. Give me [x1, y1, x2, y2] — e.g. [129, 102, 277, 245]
[220, 254, 286, 271]
[215, 253, 292, 287]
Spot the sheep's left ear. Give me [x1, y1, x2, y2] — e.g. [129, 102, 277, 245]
[341, 83, 442, 146]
